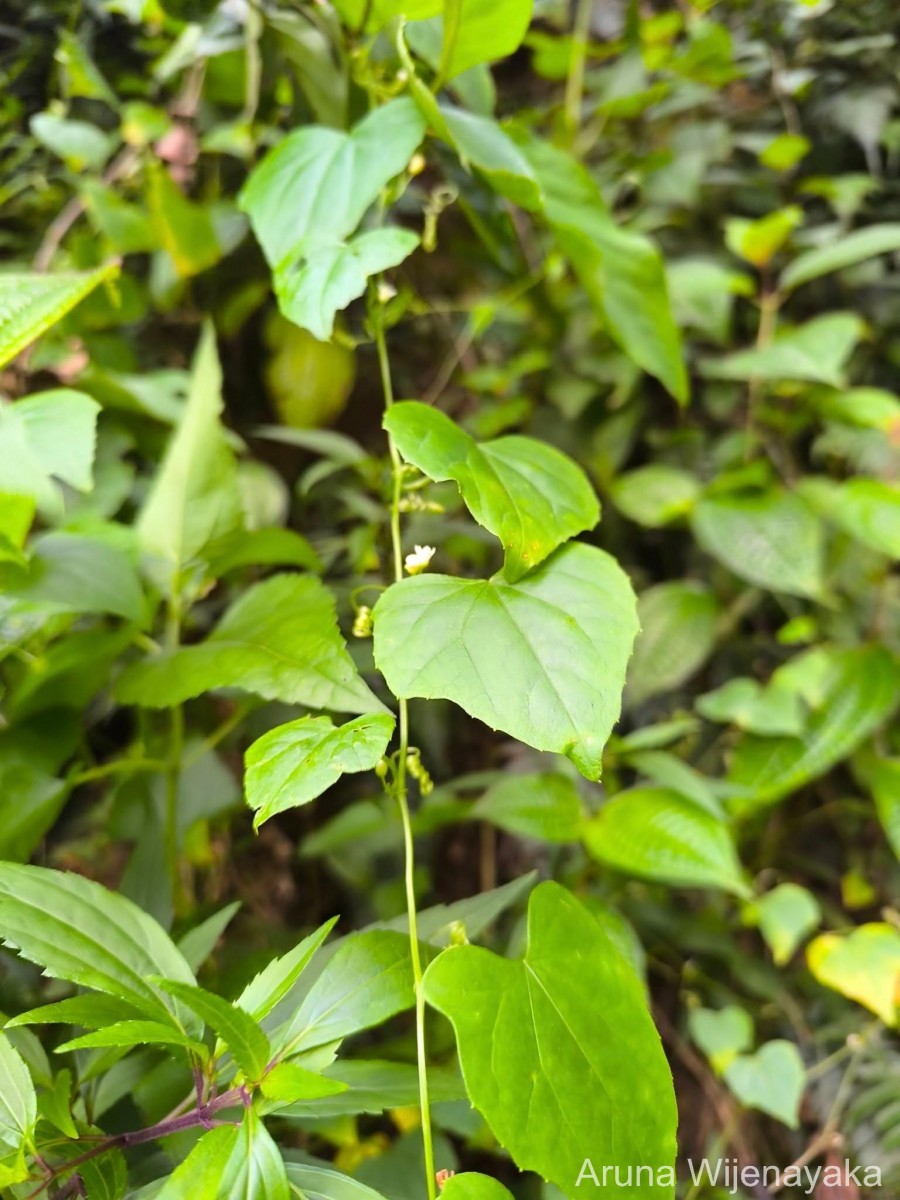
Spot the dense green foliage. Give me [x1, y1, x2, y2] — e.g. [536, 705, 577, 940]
[1, 1, 900, 1198]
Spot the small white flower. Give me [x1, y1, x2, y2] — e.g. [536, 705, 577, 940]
[404, 544, 435, 575]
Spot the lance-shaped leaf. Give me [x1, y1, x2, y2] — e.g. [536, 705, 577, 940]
[0, 864, 198, 1031]
[116, 573, 385, 715]
[0, 1033, 36, 1154]
[154, 980, 271, 1079]
[423, 882, 677, 1200]
[246, 713, 395, 828]
[517, 134, 687, 404]
[137, 323, 244, 596]
[238, 918, 337, 1022]
[781, 222, 900, 290]
[384, 402, 598, 581]
[373, 543, 638, 780]
[583, 787, 751, 898]
[239, 98, 425, 270]
[0, 262, 119, 368]
[275, 228, 419, 341]
[55, 1020, 208, 1058]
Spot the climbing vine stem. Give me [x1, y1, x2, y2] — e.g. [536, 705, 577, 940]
[372, 293, 437, 1200]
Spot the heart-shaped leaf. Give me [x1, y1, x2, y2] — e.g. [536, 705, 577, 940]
[688, 1006, 753, 1075]
[373, 543, 638, 780]
[807, 924, 900, 1026]
[239, 98, 425, 270]
[276, 228, 419, 341]
[245, 713, 395, 828]
[384, 402, 599, 581]
[745, 883, 821, 965]
[723, 1040, 805, 1128]
[423, 882, 677, 1200]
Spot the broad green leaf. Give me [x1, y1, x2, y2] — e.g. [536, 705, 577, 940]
[816, 387, 900, 432]
[473, 772, 584, 842]
[153, 980, 271, 1079]
[688, 1006, 753, 1075]
[276, 228, 419, 341]
[156, 1125, 239, 1200]
[384, 402, 598, 580]
[407, 0, 532, 77]
[245, 713, 395, 828]
[556, 220, 687, 405]
[782, 222, 900, 289]
[728, 646, 900, 807]
[237, 918, 337, 1022]
[610, 464, 700, 528]
[0, 760, 67, 863]
[744, 884, 821, 966]
[0, 389, 99, 515]
[0, 532, 143, 620]
[0, 1032, 36, 1153]
[723, 1041, 805, 1128]
[439, 105, 541, 209]
[147, 163, 221, 279]
[80, 1150, 128, 1200]
[807, 924, 900, 1026]
[624, 749, 725, 819]
[373, 543, 638, 780]
[518, 134, 687, 403]
[584, 787, 750, 897]
[239, 98, 425, 269]
[376, 873, 538, 946]
[285, 1160, 391, 1200]
[204, 528, 321, 578]
[441, 1175, 514, 1200]
[116, 573, 385, 715]
[221, 1109, 289, 1200]
[701, 314, 864, 388]
[696, 677, 805, 737]
[31, 112, 116, 170]
[259, 1061, 348, 1104]
[277, 931, 414, 1055]
[625, 582, 719, 708]
[137, 323, 243, 596]
[692, 488, 824, 598]
[0, 864, 198, 1031]
[0, 263, 119, 369]
[799, 477, 900, 558]
[55, 1020, 207, 1057]
[331, 0, 440, 28]
[276, 1059, 464, 1118]
[666, 258, 752, 345]
[423, 881, 677, 1200]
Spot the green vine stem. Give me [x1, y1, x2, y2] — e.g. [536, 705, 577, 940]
[372, 295, 437, 1200]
